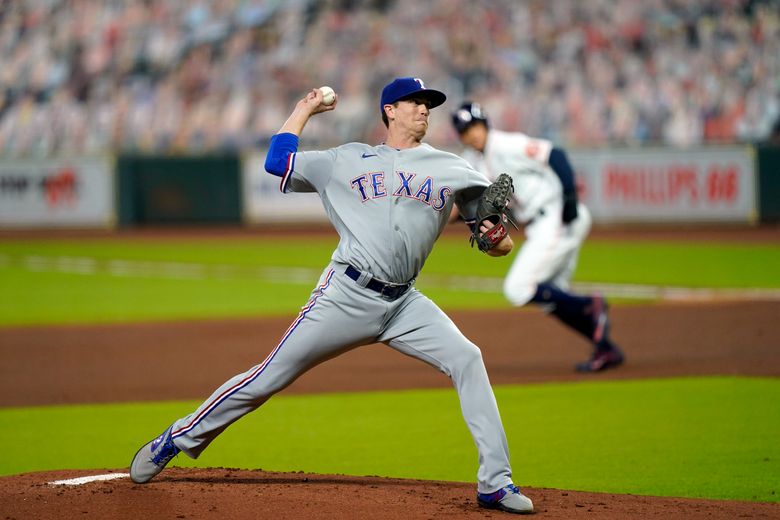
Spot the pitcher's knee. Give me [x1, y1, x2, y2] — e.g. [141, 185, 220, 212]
[447, 341, 485, 376]
[503, 280, 535, 307]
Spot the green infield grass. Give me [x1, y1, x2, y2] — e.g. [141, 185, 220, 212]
[0, 376, 777, 502]
[0, 237, 778, 326]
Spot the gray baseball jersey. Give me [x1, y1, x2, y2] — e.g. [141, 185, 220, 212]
[167, 140, 517, 494]
[283, 142, 488, 282]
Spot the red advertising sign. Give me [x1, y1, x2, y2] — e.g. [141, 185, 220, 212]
[571, 147, 755, 223]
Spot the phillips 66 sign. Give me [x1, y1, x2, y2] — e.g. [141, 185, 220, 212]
[570, 147, 756, 223]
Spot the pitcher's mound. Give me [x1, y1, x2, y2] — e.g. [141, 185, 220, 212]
[2, 467, 777, 519]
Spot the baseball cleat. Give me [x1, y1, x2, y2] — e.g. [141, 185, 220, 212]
[575, 346, 625, 373]
[477, 484, 534, 514]
[130, 425, 180, 484]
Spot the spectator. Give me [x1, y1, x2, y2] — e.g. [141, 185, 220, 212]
[0, 0, 777, 155]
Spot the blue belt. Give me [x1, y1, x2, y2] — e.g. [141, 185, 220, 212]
[345, 265, 413, 301]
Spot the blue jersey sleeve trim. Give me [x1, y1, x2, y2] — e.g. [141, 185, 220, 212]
[265, 133, 299, 178]
[548, 147, 576, 195]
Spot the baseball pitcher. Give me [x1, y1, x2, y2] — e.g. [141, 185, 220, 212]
[130, 78, 534, 515]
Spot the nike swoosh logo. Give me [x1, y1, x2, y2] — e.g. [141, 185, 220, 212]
[361, 152, 378, 158]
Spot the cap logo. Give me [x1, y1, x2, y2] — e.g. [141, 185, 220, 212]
[380, 77, 446, 112]
[457, 109, 473, 123]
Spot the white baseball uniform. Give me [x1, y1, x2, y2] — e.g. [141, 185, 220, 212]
[463, 129, 592, 306]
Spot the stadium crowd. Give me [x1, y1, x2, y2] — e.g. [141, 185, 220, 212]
[0, 0, 777, 156]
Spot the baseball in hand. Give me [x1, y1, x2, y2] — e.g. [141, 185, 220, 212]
[319, 86, 336, 106]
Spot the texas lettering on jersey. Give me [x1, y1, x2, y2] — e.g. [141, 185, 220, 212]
[350, 170, 451, 211]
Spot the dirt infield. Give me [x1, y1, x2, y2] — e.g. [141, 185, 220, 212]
[5, 467, 780, 520]
[2, 303, 779, 407]
[1, 301, 779, 518]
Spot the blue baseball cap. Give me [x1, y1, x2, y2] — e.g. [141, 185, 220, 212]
[380, 77, 447, 113]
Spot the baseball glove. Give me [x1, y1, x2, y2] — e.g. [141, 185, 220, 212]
[470, 173, 517, 253]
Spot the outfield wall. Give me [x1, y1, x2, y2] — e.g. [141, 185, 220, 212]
[242, 146, 761, 226]
[115, 154, 242, 226]
[0, 156, 114, 228]
[568, 146, 757, 224]
[0, 146, 775, 228]
[756, 145, 780, 222]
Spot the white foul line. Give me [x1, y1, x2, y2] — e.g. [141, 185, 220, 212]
[49, 472, 129, 486]
[4, 254, 780, 302]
